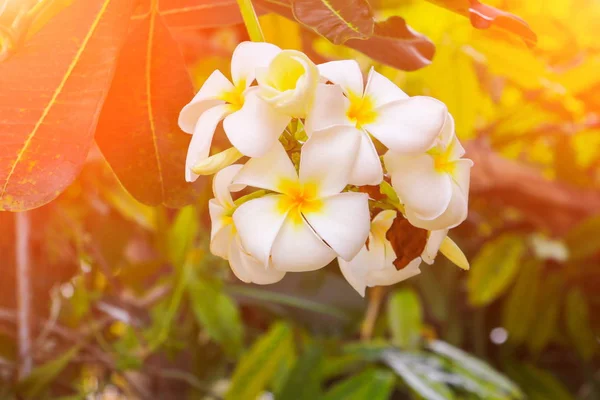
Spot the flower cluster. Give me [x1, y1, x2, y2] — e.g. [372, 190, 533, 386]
[179, 42, 473, 296]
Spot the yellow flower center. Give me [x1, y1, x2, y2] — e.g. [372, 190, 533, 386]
[276, 179, 323, 225]
[267, 53, 305, 92]
[219, 80, 246, 112]
[429, 142, 456, 175]
[346, 91, 377, 127]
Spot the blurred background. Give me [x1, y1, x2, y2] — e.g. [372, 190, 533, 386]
[0, 0, 599, 398]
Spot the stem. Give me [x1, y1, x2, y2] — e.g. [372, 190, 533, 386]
[15, 211, 32, 378]
[236, 0, 264, 42]
[361, 286, 386, 340]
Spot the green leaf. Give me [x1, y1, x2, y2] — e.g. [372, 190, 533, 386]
[387, 288, 423, 350]
[502, 259, 541, 344]
[167, 206, 198, 266]
[527, 274, 562, 355]
[467, 234, 526, 306]
[322, 368, 395, 400]
[565, 288, 597, 361]
[564, 214, 600, 260]
[187, 277, 244, 357]
[382, 351, 450, 400]
[276, 343, 323, 400]
[506, 363, 573, 400]
[17, 345, 81, 398]
[428, 340, 523, 398]
[226, 322, 295, 400]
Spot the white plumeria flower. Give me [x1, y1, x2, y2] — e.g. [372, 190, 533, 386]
[256, 50, 319, 118]
[305, 60, 448, 186]
[338, 210, 422, 297]
[231, 141, 370, 272]
[178, 41, 290, 182]
[209, 165, 285, 284]
[385, 114, 474, 231]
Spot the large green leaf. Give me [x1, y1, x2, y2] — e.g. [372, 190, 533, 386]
[428, 340, 523, 398]
[17, 345, 81, 398]
[527, 273, 562, 355]
[382, 351, 450, 400]
[322, 368, 395, 400]
[167, 205, 198, 266]
[0, 0, 134, 211]
[387, 288, 422, 350]
[502, 259, 541, 344]
[564, 214, 600, 260]
[506, 363, 574, 400]
[226, 322, 295, 400]
[565, 288, 597, 361]
[467, 234, 526, 306]
[276, 343, 323, 400]
[187, 277, 244, 357]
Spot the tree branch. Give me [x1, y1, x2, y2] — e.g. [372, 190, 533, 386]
[15, 211, 32, 379]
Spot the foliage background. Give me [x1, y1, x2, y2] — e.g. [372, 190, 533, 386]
[0, 0, 599, 398]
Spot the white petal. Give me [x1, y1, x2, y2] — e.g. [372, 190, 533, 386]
[212, 164, 243, 208]
[364, 96, 447, 153]
[232, 142, 298, 193]
[304, 84, 351, 135]
[223, 91, 290, 158]
[364, 68, 408, 108]
[232, 195, 288, 265]
[257, 50, 319, 118]
[366, 257, 422, 287]
[385, 152, 453, 220]
[211, 224, 233, 260]
[317, 60, 364, 96]
[337, 246, 372, 297]
[370, 210, 398, 269]
[230, 41, 281, 88]
[228, 236, 286, 284]
[303, 192, 370, 261]
[185, 104, 230, 182]
[348, 131, 383, 186]
[406, 181, 468, 231]
[209, 200, 233, 259]
[300, 125, 360, 197]
[422, 229, 448, 264]
[452, 158, 473, 196]
[179, 70, 232, 133]
[271, 216, 336, 272]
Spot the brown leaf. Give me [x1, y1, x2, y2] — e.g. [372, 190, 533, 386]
[0, 0, 135, 211]
[426, 0, 537, 46]
[386, 213, 428, 270]
[256, 1, 434, 71]
[95, 10, 204, 207]
[346, 16, 435, 71]
[291, 0, 374, 45]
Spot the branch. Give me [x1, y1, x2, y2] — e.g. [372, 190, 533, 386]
[466, 140, 600, 235]
[15, 211, 32, 379]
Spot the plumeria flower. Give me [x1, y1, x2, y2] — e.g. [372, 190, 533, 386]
[338, 210, 422, 297]
[255, 49, 320, 118]
[178, 41, 289, 182]
[305, 60, 448, 186]
[209, 165, 285, 284]
[385, 114, 474, 231]
[231, 141, 370, 272]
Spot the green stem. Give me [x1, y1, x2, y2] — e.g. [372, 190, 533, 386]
[236, 0, 264, 42]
